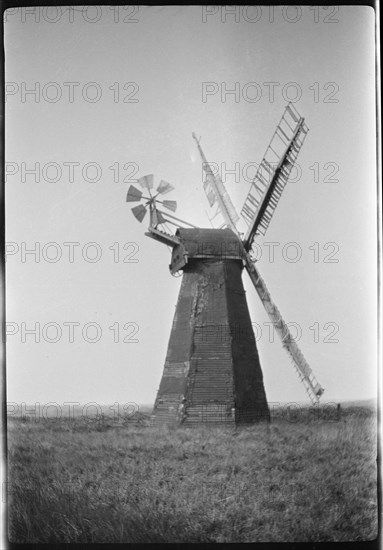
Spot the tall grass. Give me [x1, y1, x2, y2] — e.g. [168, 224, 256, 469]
[6, 406, 378, 542]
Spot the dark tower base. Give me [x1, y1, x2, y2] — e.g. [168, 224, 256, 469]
[152, 228, 270, 425]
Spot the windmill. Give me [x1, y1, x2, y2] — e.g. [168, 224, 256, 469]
[127, 103, 324, 424]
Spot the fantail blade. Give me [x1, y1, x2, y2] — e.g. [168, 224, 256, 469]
[137, 174, 154, 190]
[131, 204, 147, 223]
[126, 185, 143, 202]
[162, 200, 177, 212]
[156, 180, 174, 195]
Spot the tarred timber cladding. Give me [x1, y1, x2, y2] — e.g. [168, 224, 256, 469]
[152, 272, 198, 423]
[224, 261, 270, 422]
[152, 228, 269, 425]
[184, 404, 235, 424]
[184, 262, 234, 424]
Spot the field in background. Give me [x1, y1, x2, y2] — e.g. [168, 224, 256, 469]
[6, 403, 378, 543]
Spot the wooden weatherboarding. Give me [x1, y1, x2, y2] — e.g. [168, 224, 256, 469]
[127, 103, 324, 425]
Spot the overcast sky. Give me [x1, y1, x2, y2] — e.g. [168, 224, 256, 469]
[5, 5, 377, 411]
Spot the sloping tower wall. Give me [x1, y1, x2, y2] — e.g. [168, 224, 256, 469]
[152, 228, 269, 425]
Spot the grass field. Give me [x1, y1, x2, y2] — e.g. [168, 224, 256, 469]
[6, 402, 378, 543]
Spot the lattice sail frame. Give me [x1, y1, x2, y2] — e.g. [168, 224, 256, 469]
[241, 103, 309, 248]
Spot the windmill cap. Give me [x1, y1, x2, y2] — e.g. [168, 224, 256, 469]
[172, 227, 244, 264]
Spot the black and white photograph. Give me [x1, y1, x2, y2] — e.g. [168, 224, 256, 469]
[2, 3, 379, 545]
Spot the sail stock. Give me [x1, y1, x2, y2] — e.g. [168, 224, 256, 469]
[241, 103, 309, 249]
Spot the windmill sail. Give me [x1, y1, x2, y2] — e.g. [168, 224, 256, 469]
[244, 254, 324, 404]
[192, 132, 240, 234]
[241, 103, 309, 249]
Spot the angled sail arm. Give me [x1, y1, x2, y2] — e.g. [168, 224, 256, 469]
[241, 104, 309, 250]
[192, 132, 240, 236]
[244, 254, 324, 404]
